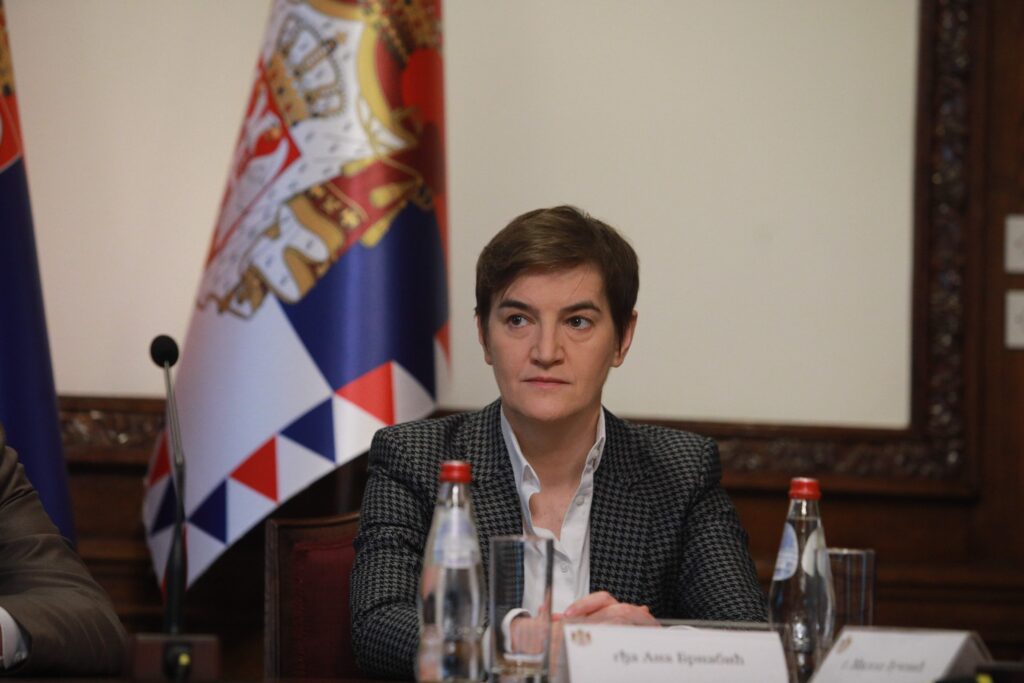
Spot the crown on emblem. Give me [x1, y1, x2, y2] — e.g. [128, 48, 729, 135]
[360, 0, 440, 65]
[267, 13, 347, 128]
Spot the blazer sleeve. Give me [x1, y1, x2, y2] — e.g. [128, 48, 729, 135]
[676, 438, 767, 622]
[350, 427, 432, 679]
[0, 446, 127, 676]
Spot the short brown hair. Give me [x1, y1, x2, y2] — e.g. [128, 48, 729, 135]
[475, 205, 639, 341]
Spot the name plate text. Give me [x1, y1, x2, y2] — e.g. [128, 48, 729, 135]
[812, 627, 991, 683]
[562, 624, 788, 683]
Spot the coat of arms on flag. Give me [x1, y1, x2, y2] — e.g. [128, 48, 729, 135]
[143, 0, 447, 586]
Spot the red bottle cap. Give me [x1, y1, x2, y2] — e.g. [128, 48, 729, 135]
[440, 460, 472, 483]
[788, 477, 821, 500]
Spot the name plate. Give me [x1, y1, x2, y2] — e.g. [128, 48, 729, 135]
[812, 627, 991, 683]
[562, 624, 788, 683]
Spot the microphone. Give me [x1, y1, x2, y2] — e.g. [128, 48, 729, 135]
[127, 335, 219, 680]
[150, 335, 180, 368]
[150, 335, 187, 638]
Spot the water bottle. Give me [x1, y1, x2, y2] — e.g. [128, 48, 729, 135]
[768, 477, 836, 683]
[416, 460, 485, 682]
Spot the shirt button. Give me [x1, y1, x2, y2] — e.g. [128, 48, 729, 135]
[575, 495, 585, 506]
[560, 563, 570, 574]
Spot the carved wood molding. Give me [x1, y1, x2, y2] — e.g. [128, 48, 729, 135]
[921, 0, 972, 479]
[59, 396, 164, 467]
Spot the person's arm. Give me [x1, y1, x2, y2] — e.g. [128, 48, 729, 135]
[350, 427, 431, 679]
[0, 446, 127, 676]
[674, 438, 767, 622]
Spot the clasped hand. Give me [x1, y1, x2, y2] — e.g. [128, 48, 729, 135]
[507, 591, 657, 656]
[558, 590, 659, 625]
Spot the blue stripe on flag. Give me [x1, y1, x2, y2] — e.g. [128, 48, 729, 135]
[282, 201, 448, 396]
[0, 157, 76, 541]
[189, 481, 228, 544]
[282, 398, 335, 462]
[151, 479, 178, 534]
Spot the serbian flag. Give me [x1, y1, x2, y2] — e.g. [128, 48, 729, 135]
[143, 0, 447, 586]
[0, 3, 75, 541]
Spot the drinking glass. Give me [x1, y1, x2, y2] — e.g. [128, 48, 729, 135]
[489, 535, 553, 678]
[824, 548, 876, 637]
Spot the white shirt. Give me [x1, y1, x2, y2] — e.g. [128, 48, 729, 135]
[0, 606, 28, 669]
[500, 408, 605, 615]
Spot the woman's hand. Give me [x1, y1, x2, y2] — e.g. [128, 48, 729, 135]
[559, 591, 659, 626]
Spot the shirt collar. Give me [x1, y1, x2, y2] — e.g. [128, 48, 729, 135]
[500, 407, 607, 495]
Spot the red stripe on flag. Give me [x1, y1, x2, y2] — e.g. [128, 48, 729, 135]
[146, 432, 171, 486]
[436, 321, 450, 362]
[231, 438, 278, 502]
[337, 362, 395, 425]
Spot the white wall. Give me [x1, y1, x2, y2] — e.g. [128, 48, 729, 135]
[6, 0, 917, 428]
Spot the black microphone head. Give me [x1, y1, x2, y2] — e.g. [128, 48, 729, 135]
[150, 335, 180, 368]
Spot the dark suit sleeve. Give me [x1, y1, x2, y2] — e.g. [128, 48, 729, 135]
[676, 438, 767, 622]
[350, 427, 431, 680]
[0, 446, 127, 676]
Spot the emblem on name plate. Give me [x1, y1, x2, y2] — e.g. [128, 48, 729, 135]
[570, 629, 593, 646]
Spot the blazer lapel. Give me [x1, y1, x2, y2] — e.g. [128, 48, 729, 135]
[452, 401, 522, 581]
[589, 410, 651, 606]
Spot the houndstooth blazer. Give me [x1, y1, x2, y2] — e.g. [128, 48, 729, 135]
[350, 400, 766, 679]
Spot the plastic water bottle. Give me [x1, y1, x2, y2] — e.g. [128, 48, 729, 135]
[416, 461, 485, 682]
[768, 477, 836, 683]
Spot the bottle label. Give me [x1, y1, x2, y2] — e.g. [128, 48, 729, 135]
[772, 522, 799, 581]
[433, 508, 481, 568]
[802, 526, 826, 576]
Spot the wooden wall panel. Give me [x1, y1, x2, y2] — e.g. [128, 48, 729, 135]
[735, 497, 978, 566]
[979, 0, 1024, 573]
[52, 0, 1024, 677]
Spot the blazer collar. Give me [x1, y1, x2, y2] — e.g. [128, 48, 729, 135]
[597, 410, 646, 488]
[589, 410, 652, 605]
[451, 401, 522, 576]
[451, 400, 509, 486]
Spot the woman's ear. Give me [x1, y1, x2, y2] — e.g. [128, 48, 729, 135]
[612, 310, 638, 367]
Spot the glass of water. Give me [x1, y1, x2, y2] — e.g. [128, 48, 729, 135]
[489, 535, 554, 678]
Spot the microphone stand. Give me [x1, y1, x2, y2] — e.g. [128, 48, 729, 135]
[125, 336, 220, 682]
[160, 353, 190, 680]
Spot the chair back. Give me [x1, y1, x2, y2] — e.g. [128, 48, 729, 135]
[264, 511, 361, 678]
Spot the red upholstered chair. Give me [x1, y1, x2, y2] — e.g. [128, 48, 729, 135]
[264, 511, 362, 678]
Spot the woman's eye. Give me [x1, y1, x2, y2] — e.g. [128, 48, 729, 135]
[568, 316, 592, 330]
[507, 314, 527, 327]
